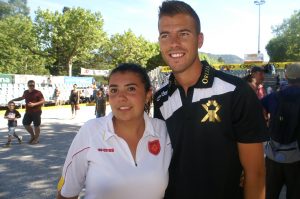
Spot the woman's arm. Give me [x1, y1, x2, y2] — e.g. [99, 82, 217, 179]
[56, 191, 78, 199]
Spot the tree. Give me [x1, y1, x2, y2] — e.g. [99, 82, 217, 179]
[0, 0, 29, 19]
[217, 57, 225, 63]
[266, 10, 300, 61]
[0, 15, 48, 74]
[34, 7, 107, 76]
[104, 30, 159, 68]
[146, 51, 166, 71]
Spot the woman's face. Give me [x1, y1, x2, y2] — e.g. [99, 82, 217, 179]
[108, 71, 151, 122]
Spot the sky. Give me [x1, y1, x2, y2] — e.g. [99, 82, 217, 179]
[27, 0, 300, 61]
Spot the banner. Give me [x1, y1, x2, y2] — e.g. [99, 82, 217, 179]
[0, 74, 14, 83]
[81, 67, 110, 77]
[244, 53, 264, 63]
[64, 76, 94, 86]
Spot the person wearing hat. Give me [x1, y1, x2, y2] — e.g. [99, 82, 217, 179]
[251, 66, 267, 99]
[261, 63, 300, 199]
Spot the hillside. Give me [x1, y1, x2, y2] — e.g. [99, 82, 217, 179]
[201, 52, 244, 64]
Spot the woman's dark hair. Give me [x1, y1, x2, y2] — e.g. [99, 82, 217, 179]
[243, 74, 254, 83]
[159, 0, 201, 34]
[108, 63, 152, 114]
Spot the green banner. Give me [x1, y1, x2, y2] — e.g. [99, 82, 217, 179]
[0, 74, 14, 84]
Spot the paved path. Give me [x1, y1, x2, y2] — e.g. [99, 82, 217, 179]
[0, 105, 110, 199]
[0, 105, 286, 199]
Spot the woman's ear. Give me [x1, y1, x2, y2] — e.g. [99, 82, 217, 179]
[146, 88, 153, 104]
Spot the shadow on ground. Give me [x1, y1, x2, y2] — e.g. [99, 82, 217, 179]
[0, 122, 81, 199]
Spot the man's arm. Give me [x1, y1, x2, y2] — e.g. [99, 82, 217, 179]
[27, 98, 45, 107]
[238, 143, 265, 199]
[11, 96, 24, 101]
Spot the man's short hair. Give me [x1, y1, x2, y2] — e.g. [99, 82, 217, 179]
[286, 63, 300, 84]
[158, 0, 201, 34]
[27, 80, 35, 85]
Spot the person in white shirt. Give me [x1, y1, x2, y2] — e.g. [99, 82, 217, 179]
[57, 63, 172, 199]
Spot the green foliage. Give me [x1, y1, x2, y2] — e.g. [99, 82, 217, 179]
[217, 57, 225, 63]
[104, 29, 159, 68]
[34, 7, 108, 75]
[0, 6, 167, 76]
[0, 0, 29, 19]
[266, 10, 300, 61]
[199, 53, 220, 65]
[146, 50, 166, 72]
[0, 15, 48, 74]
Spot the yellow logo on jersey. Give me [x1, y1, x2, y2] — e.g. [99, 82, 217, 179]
[201, 100, 221, 122]
[57, 176, 65, 191]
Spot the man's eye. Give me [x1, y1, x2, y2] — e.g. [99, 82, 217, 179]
[180, 32, 189, 37]
[160, 34, 168, 39]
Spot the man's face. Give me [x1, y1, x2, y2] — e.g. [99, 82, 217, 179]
[158, 14, 203, 74]
[28, 82, 35, 91]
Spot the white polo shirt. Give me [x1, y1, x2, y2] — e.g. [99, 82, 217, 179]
[58, 112, 172, 199]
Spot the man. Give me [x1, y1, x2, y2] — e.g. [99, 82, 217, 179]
[153, 1, 268, 198]
[11, 80, 45, 144]
[261, 63, 300, 199]
[251, 66, 267, 99]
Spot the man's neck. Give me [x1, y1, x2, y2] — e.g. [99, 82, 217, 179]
[173, 60, 202, 93]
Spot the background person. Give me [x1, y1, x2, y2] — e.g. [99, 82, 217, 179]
[69, 84, 80, 118]
[154, 1, 268, 198]
[57, 63, 172, 199]
[261, 63, 300, 199]
[3, 101, 22, 147]
[95, 88, 106, 118]
[11, 80, 45, 144]
[53, 86, 61, 106]
[250, 66, 267, 99]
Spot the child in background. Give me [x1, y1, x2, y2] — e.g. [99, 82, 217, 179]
[3, 101, 22, 147]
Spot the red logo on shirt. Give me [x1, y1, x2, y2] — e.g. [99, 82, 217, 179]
[98, 148, 114, 152]
[148, 140, 160, 155]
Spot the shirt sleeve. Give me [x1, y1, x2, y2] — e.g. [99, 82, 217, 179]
[15, 110, 21, 118]
[59, 125, 90, 197]
[4, 110, 9, 117]
[231, 82, 268, 143]
[38, 91, 44, 101]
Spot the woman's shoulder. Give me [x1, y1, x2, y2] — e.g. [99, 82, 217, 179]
[82, 116, 108, 131]
[147, 116, 168, 136]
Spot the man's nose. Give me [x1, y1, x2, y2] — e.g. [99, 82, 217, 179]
[170, 35, 180, 46]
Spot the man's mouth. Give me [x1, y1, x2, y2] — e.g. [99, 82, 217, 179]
[169, 53, 184, 58]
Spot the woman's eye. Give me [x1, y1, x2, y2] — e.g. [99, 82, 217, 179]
[128, 86, 136, 92]
[109, 88, 117, 94]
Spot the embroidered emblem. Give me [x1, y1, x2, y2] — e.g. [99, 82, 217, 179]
[98, 148, 114, 152]
[202, 66, 210, 84]
[148, 140, 161, 155]
[201, 100, 221, 122]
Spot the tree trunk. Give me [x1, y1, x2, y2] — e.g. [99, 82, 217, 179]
[68, 60, 72, 76]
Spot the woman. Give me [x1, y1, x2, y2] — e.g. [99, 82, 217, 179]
[95, 88, 106, 118]
[57, 63, 172, 199]
[69, 84, 80, 118]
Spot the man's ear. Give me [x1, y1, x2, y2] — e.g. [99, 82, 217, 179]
[198, 32, 204, 49]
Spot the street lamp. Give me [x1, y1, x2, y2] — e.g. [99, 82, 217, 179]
[254, 0, 265, 54]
